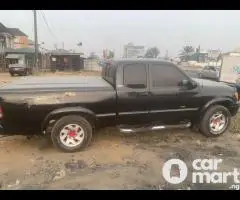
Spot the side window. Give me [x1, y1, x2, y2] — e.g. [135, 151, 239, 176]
[151, 64, 187, 87]
[123, 63, 147, 88]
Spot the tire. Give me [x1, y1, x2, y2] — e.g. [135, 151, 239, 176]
[199, 105, 231, 137]
[10, 73, 14, 77]
[50, 115, 93, 152]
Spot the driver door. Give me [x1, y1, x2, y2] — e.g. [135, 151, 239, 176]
[148, 63, 200, 124]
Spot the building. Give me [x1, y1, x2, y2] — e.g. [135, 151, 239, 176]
[0, 23, 14, 53]
[49, 49, 84, 72]
[123, 43, 145, 58]
[0, 22, 33, 50]
[208, 49, 221, 61]
[179, 51, 208, 63]
[8, 28, 28, 49]
[4, 47, 42, 70]
[28, 39, 35, 49]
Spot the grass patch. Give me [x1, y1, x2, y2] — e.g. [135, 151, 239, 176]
[230, 113, 240, 134]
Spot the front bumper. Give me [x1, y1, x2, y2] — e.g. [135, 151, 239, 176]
[230, 103, 240, 116]
[0, 124, 3, 134]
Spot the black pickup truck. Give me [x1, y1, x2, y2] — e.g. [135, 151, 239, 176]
[0, 59, 239, 152]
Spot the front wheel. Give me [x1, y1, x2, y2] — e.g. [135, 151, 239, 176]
[51, 115, 93, 152]
[199, 105, 231, 137]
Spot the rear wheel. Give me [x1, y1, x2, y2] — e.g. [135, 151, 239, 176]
[199, 105, 231, 137]
[51, 115, 93, 152]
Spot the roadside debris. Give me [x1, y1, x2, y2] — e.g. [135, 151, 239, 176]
[7, 179, 20, 189]
[64, 160, 87, 172]
[53, 169, 66, 181]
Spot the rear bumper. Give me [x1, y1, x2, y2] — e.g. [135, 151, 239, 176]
[0, 121, 42, 135]
[9, 68, 25, 73]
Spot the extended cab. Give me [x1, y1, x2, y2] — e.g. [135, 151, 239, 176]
[0, 59, 239, 152]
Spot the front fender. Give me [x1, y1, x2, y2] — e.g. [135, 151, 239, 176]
[41, 107, 96, 132]
[200, 97, 236, 118]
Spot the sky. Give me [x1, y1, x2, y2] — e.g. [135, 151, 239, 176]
[0, 10, 240, 58]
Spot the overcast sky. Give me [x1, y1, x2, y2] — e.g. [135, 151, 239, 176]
[0, 10, 240, 57]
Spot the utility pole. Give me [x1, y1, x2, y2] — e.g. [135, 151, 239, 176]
[33, 10, 38, 72]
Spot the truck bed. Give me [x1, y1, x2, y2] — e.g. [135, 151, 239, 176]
[0, 76, 113, 92]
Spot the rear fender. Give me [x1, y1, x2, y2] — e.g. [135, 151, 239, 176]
[41, 107, 96, 133]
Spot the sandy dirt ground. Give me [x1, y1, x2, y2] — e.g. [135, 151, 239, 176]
[0, 72, 240, 190]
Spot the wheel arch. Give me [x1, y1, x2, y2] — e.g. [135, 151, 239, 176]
[41, 107, 96, 133]
[200, 97, 236, 119]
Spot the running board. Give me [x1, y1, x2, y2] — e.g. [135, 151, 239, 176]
[118, 122, 191, 133]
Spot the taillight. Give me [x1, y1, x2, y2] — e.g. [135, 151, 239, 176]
[0, 106, 3, 119]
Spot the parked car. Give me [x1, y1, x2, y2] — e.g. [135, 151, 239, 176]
[184, 69, 201, 78]
[0, 59, 239, 152]
[199, 65, 220, 81]
[8, 63, 32, 76]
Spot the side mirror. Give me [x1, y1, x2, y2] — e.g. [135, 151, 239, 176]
[179, 79, 196, 89]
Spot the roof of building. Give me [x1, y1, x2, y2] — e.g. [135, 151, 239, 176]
[0, 23, 28, 37]
[108, 58, 175, 65]
[50, 49, 83, 56]
[5, 48, 35, 54]
[8, 28, 27, 37]
[0, 23, 12, 35]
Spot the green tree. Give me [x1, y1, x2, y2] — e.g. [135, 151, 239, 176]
[144, 47, 160, 58]
[180, 45, 195, 55]
[179, 45, 195, 61]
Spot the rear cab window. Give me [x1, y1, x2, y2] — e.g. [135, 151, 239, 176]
[102, 62, 116, 87]
[123, 63, 147, 89]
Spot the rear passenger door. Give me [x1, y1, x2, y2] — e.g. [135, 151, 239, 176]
[116, 63, 151, 125]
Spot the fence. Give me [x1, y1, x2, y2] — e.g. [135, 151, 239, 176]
[84, 59, 102, 71]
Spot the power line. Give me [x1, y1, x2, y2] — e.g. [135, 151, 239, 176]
[38, 10, 58, 41]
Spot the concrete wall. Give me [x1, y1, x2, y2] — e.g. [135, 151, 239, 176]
[84, 59, 102, 71]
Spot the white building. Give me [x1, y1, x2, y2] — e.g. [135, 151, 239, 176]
[208, 49, 221, 61]
[123, 43, 145, 58]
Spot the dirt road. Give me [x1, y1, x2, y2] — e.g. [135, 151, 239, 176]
[0, 72, 240, 190]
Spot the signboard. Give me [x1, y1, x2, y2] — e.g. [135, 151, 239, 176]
[52, 57, 56, 62]
[219, 54, 240, 83]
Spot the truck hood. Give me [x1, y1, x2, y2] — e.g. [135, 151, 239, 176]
[193, 78, 234, 90]
[0, 76, 113, 92]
